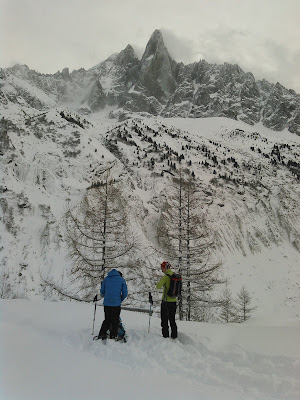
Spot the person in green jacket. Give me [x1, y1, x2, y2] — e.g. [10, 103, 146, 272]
[156, 261, 178, 339]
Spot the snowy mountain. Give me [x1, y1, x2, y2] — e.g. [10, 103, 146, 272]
[0, 30, 300, 319]
[1, 29, 300, 134]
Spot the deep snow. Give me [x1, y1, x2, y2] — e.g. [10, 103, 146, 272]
[1, 299, 299, 400]
[2, 62, 300, 400]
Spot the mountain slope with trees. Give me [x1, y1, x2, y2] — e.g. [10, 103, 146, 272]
[1, 30, 300, 321]
[1, 93, 299, 320]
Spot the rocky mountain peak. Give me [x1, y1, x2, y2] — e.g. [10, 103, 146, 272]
[8, 64, 31, 79]
[141, 29, 166, 62]
[139, 30, 176, 102]
[1, 30, 300, 135]
[116, 44, 138, 66]
[61, 67, 70, 80]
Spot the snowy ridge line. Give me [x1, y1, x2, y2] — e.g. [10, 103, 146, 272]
[4, 28, 300, 135]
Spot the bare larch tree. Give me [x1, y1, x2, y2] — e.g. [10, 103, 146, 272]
[157, 173, 223, 321]
[219, 284, 237, 323]
[235, 285, 256, 322]
[64, 170, 135, 301]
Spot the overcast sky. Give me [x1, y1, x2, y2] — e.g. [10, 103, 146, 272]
[1, 0, 300, 92]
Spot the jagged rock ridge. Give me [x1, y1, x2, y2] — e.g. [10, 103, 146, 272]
[1, 30, 300, 135]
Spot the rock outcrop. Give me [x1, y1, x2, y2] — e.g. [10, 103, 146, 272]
[1, 30, 300, 135]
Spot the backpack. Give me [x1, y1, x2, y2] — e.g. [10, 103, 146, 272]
[166, 273, 182, 298]
[117, 317, 126, 339]
[108, 317, 127, 340]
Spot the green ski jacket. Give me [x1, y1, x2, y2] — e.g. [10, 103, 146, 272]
[156, 269, 177, 302]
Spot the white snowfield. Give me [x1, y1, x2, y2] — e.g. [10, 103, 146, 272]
[1, 300, 299, 400]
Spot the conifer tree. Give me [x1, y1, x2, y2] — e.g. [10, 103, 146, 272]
[64, 167, 135, 300]
[157, 172, 185, 318]
[157, 173, 223, 321]
[219, 285, 236, 323]
[183, 179, 223, 321]
[235, 285, 256, 322]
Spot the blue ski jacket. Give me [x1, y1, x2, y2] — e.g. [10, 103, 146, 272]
[100, 269, 128, 307]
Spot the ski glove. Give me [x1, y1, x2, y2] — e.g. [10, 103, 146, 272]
[93, 295, 98, 302]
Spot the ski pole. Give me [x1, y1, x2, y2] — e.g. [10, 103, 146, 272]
[148, 292, 153, 333]
[92, 302, 97, 335]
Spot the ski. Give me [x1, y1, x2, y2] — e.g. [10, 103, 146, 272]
[93, 335, 127, 343]
[93, 316, 127, 343]
[115, 336, 127, 343]
[93, 335, 107, 343]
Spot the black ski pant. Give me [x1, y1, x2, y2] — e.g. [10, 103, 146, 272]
[161, 301, 177, 338]
[98, 306, 121, 339]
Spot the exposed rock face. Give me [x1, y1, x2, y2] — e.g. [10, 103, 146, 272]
[289, 109, 300, 134]
[0, 118, 10, 154]
[139, 29, 176, 102]
[85, 80, 106, 111]
[61, 67, 70, 80]
[240, 73, 261, 125]
[1, 30, 300, 135]
[262, 82, 299, 131]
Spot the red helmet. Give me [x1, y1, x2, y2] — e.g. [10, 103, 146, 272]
[161, 261, 171, 269]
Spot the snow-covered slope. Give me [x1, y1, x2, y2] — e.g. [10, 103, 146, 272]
[1, 93, 300, 318]
[1, 300, 299, 400]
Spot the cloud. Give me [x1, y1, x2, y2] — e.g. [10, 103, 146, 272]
[158, 26, 300, 92]
[160, 29, 197, 64]
[1, 0, 299, 92]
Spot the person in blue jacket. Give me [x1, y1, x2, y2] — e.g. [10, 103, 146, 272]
[96, 269, 127, 340]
